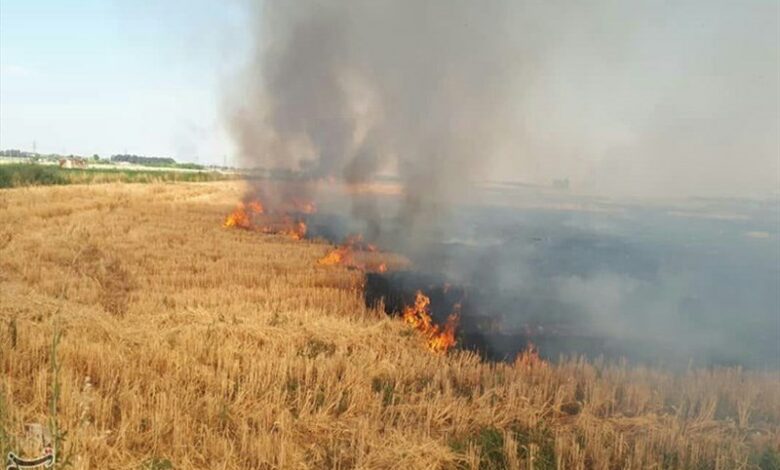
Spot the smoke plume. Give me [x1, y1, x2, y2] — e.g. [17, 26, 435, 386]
[226, 1, 779, 366]
[229, 0, 521, 238]
[229, 0, 778, 201]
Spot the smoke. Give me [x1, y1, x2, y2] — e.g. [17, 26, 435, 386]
[229, 0, 522, 237]
[229, 0, 778, 204]
[498, 1, 779, 198]
[226, 1, 779, 366]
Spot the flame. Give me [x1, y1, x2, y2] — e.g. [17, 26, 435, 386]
[318, 245, 353, 266]
[402, 291, 459, 353]
[247, 201, 265, 213]
[283, 220, 307, 240]
[223, 199, 306, 240]
[428, 313, 459, 354]
[223, 201, 264, 229]
[342, 234, 377, 252]
[316, 234, 385, 270]
[223, 209, 251, 229]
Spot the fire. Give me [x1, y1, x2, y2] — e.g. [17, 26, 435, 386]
[316, 234, 386, 271]
[223, 209, 250, 229]
[341, 234, 377, 252]
[223, 199, 306, 240]
[223, 200, 264, 229]
[402, 291, 459, 353]
[318, 245, 353, 266]
[280, 219, 307, 240]
[428, 313, 458, 354]
[247, 201, 265, 213]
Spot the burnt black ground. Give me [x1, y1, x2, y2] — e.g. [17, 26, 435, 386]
[307, 185, 779, 368]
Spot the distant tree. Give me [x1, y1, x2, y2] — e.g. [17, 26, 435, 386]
[92, 154, 100, 161]
[110, 154, 176, 166]
[176, 162, 204, 170]
[0, 149, 24, 158]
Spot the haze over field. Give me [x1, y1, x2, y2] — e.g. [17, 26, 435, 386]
[229, 0, 779, 199]
[2, 0, 777, 368]
[224, 0, 779, 368]
[305, 184, 780, 368]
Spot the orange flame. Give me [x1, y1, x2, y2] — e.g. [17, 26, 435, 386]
[223, 210, 250, 229]
[318, 245, 353, 266]
[223, 201, 264, 229]
[339, 234, 375, 251]
[282, 220, 307, 240]
[247, 201, 265, 213]
[223, 199, 307, 240]
[316, 234, 386, 271]
[402, 291, 459, 353]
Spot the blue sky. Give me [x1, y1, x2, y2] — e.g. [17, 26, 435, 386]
[0, 0, 249, 165]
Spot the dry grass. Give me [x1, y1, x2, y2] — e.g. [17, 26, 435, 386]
[0, 182, 778, 469]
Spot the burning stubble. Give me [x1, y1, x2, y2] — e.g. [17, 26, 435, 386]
[224, 0, 779, 365]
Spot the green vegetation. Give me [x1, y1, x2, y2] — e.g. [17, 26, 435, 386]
[0, 164, 237, 188]
[371, 375, 397, 407]
[754, 447, 780, 470]
[0, 164, 67, 187]
[111, 154, 207, 170]
[110, 154, 177, 166]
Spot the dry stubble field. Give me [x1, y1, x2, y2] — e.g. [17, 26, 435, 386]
[0, 182, 778, 469]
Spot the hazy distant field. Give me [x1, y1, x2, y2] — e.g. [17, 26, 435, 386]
[1, 182, 778, 469]
[0, 163, 236, 188]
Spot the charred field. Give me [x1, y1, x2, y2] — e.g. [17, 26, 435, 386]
[0, 181, 778, 469]
[310, 180, 780, 369]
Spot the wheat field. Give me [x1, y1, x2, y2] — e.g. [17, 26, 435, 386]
[0, 182, 778, 469]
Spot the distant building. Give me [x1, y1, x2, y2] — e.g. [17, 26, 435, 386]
[58, 158, 87, 169]
[0, 149, 36, 158]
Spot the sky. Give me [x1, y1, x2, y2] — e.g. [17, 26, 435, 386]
[0, 0, 248, 165]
